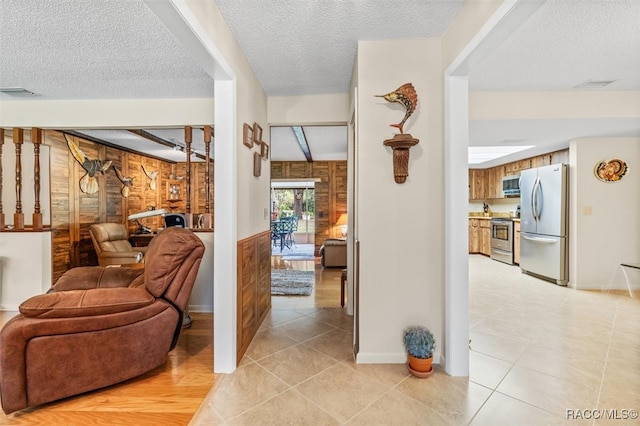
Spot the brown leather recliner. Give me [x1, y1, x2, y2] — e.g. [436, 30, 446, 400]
[89, 222, 145, 266]
[0, 227, 205, 414]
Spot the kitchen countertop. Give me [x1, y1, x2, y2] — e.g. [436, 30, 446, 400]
[468, 214, 520, 222]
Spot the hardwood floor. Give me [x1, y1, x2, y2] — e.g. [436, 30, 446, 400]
[0, 312, 216, 426]
[0, 255, 342, 425]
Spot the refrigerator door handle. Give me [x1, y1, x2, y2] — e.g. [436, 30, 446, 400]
[530, 177, 537, 221]
[532, 177, 541, 221]
[521, 235, 558, 244]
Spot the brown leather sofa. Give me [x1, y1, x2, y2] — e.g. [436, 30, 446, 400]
[320, 238, 347, 268]
[89, 222, 145, 266]
[0, 227, 204, 414]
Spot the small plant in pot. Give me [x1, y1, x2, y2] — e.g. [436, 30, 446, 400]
[403, 326, 435, 378]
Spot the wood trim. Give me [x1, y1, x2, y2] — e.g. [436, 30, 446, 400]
[31, 128, 43, 230]
[0, 128, 4, 231]
[236, 230, 272, 364]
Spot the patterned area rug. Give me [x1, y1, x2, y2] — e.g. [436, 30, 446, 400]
[271, 270, 315, 296]
[272, 243, 315, 260]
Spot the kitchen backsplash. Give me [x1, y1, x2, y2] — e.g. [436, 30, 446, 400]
[469, 198, 520, 215]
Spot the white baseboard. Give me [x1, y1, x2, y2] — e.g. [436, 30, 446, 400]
[188, 305, 213, 313]
[356, 351, 441, 365]
[0, 304, 19, 312]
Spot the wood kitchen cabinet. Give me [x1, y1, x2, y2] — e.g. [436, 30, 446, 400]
[514, 221, 521, 264]
[504, 159, 531, 175]
[469, 218, 495, 257]
[479, 219, 491, 256]
[468, 148, 569, 201]
[468, 219, 480, 253]
[468, 169, 486, 200]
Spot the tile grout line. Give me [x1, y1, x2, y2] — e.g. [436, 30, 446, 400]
[592, 298, 620, 426]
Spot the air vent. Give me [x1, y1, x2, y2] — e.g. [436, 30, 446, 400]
[0, 87, 40, 96]
[573, 80, 616, 89]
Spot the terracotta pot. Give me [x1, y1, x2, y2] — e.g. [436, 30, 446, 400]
[407, 354, 433, 378]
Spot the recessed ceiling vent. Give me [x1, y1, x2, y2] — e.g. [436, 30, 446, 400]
[573, 80, 616, 89]
[0, 87, 40, 96]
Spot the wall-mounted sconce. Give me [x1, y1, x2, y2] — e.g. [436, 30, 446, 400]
[375, 83, 420, 184]
[383, 135, 419, 184]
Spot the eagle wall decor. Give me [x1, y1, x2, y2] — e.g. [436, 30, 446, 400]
[65, 134, 112, 194]
[113, 167, 134, 197]
[141, 165, 159, 190]
[375, 83, 420, 184]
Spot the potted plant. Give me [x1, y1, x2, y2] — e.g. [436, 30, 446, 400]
[403, 326, 435, 377]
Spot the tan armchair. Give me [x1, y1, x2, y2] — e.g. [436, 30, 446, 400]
[320, 238, 347, 268]
[89, 223, 145, 266]
[0, 228, 205, 414]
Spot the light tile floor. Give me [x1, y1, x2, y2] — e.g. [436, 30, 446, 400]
[191, 255, 640, 425]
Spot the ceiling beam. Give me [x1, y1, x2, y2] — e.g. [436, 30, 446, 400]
[127, 129, 208, 161]
[63, 130, 177, 164]
[291, 126, 313, 162]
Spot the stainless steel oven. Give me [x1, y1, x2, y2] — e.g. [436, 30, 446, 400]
[490, 218, 514, 264]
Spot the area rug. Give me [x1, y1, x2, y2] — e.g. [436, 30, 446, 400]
[272, 243, 316, 261]
[271, 270, 315, 296]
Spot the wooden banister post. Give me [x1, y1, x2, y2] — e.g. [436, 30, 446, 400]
[32, 128, 43, 230]
[13, 128, 24, 230]
[203, 125, 213, 229]
[0, 128, 4, 231]
[184, 126, 193, 227]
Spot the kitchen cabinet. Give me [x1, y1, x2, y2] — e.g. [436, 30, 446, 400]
[514, 221, 521, 264]
[469, 218, 491, 256]
[504, 159, 531, 175]
[468, 219, 480, 253]
[468, 169, 486, 200]
[479, 220, 491, 256]
[468, 148, 569, 201]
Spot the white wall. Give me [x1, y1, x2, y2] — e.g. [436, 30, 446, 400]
[0, 233, 52, 310]
[470, 91, 640, 121]
[355, 38, 444, 364]
[181, 0, 270, 242]
[569, 137, 640, 290]
[268, 94, 350, 125]
[0, 99, 214, 128]
[179, 0, 270, 373]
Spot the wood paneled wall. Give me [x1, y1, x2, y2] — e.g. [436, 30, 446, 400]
[271, 161, 347, 254]
[237, 230, 271, 363]
[43, 130, 213, 283]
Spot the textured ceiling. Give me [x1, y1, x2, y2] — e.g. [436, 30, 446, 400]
[0, 0, 214, 100]
[215, 0, 465, 96]
[469, 0, 640, 90]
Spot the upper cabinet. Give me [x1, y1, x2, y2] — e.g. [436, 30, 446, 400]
[469, 149, 568, 200]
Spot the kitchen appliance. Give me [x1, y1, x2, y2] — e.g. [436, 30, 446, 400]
[519, 164, 568, 285]
[490, 218, 514, 265]
[502, 175, 521, 197]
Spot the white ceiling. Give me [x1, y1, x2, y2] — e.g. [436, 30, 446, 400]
[215, 0, 465, 96]
[1, 0, 639, 165]
[0, 0, 214, 101]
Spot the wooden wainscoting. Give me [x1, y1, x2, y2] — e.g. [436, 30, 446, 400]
[237, 230, 272, 363]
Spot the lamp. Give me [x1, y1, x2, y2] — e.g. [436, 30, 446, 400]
[335, 213, 348, 237]
[127, 208, 168, 234]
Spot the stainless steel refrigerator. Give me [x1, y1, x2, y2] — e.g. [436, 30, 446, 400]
[519, 164, 568, 285]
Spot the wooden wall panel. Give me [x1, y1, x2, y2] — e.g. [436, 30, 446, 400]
[43, 130, 214, 283]
[237, 230, 271, 363]
[270, 161, 348, 255]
